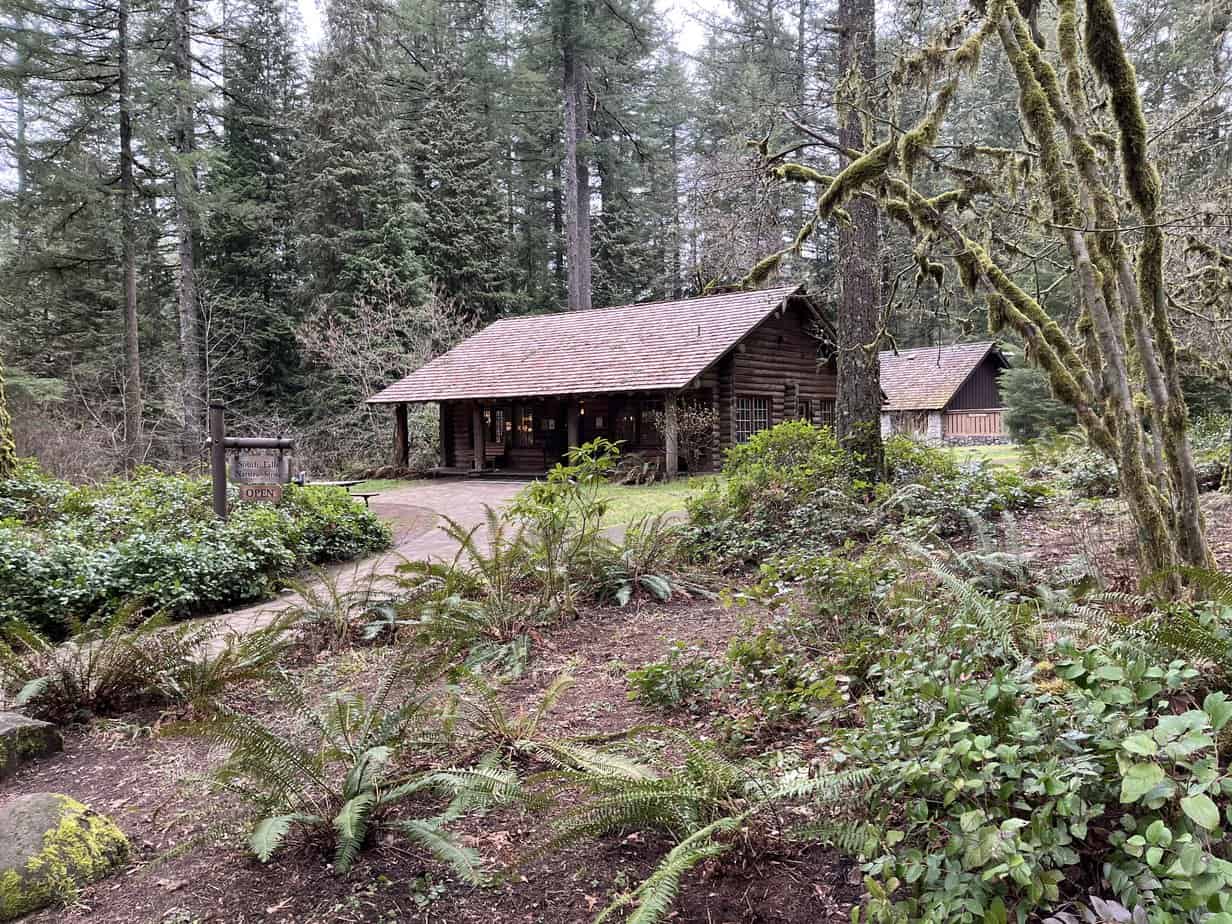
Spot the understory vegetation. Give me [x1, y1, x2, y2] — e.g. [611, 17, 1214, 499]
[0, 461, 391, 636]
[684, 421, 1047, 564]
[3, 429, 1232, 923]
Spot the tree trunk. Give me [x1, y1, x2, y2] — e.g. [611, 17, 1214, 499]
[670, 124, 682, 298]
[834, 0, 884, 480]
[173, 0, 204, 464]
[664, 391, 679, 479]
[0, 353, 16, 479]
[119, 0, 142, 469]
[562, 0, 592, 311]
[13, 13, 31, 261]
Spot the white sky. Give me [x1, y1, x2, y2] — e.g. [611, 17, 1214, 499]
[296, 0, 709, 56]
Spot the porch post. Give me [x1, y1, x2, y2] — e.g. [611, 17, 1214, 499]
[567, 400, 580, 451]
[664, 391, 679, 479]
[471, 403, 485, 471]
[437, 403, 449, 468]
[393, 403, 409, 467]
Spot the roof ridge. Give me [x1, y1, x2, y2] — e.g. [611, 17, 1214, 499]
[489, 284, 802, 326]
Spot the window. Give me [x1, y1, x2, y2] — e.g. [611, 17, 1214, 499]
[614, 405, 638, 443]
[488, 408, 506, 442]
[734, 396, 770, 443]
[798, 399, 813, 423]
[514, 408, 535, 448]
[817, 399, 836, 429]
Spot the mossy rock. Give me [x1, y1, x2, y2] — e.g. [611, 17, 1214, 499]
[0, 714, 62, 781]
[0, 793, 129, 921]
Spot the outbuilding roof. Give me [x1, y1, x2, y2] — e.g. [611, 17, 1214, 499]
[878, 341, 1004, 412]
[368, 285, 813, 403]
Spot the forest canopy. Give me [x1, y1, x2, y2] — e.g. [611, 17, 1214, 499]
[0, 0, 1229, 480]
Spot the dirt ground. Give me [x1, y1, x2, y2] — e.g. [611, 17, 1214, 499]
[11, 489, 1232, 924]
[7, 595, 860, 924]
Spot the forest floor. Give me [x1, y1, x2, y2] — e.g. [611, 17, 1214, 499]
[9, 593, 866, 924]
[8, 489, 1232, 924]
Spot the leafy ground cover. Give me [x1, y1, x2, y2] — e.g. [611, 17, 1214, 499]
[0, 462, 390, 637]
[4, 430, 1232, 924]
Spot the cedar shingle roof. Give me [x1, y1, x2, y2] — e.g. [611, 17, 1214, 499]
[878, 342, 1002, 411]
[368, 285, 807, 403]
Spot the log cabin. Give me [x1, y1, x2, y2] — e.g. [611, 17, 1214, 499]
[878, 342, 1009, 445]
[366, 285, 837, 476]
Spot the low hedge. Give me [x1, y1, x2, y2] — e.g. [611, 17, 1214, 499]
[0, 464, 391, 637]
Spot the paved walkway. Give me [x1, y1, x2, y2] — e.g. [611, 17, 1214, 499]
[218, 479, 525, 638]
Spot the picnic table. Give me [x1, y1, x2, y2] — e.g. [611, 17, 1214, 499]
[292, 476, 378, 507]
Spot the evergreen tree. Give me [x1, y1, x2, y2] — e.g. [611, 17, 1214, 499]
[201, 0, 304, 405]
[294, 0, 427, 319]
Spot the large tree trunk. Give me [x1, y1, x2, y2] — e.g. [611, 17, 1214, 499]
[562, 0, 592, 311]
[669, 123, 682, 298]
[119, 0, 142, 469]
[834, 0, 884, 480]
[173, 0, 204, 464]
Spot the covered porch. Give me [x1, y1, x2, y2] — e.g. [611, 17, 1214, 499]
[390, 390, 708, 478]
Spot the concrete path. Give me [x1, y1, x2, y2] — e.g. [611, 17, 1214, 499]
[217, 479, 525, 638]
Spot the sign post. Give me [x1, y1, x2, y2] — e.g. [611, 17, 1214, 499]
[207, 405, 294, 520]
[210, 404, 227, 519]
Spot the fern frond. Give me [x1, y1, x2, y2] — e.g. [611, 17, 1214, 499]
[333, 793, 376, 873]
[596, 815, 742, 924]
[391, 818, 487, 885]
[529, 739, 657, 781]
[250, 813, 321, 862]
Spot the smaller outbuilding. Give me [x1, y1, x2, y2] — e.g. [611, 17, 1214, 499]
[879, 341, 1009, 445]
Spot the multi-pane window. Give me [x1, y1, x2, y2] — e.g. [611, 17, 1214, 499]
[817, 399, 836, 429]
[734, 396, 770, 443]
[614, 406, 638, 443]
[488, 408, 507, 442]
[514, 408, 535, 448]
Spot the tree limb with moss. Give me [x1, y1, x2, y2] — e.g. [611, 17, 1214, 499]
[0, 353, 16, 480]
[759, 0, 1214, 590]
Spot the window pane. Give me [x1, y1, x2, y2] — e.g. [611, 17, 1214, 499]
[735, 396, 770, 443]
[817, 399, 836, 429]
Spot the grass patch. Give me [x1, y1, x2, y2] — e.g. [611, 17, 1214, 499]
[950, 443, 1021, 467]
[596, 475, 720, 527]
[351, 478, 426, 494]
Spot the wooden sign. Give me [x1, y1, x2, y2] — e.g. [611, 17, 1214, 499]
[233, 451, 281, 484]
[209, 405, 296, 519]
[237, 483, 283, 504]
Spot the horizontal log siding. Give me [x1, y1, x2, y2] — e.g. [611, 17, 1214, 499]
[730, 305, 835, 435]
[944, 410, 1005, 437]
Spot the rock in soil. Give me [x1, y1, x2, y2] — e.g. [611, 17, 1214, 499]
[0, 792, 129, 921]
[0, 713, 62, 781]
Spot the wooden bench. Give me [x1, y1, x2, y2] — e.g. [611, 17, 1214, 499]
[348, 491, 380, 508]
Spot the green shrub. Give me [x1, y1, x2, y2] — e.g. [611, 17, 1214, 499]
[0, 458, 71, 523]
[685, 422, 1046, 564]
[1020, 432, 1120, 498]
[626, 643, 730, 708]
[843, 604, 1232, 923]
[1000, 365, 1078, 442]
[181, 651, 516, 877]
[0, 467, 390, 636]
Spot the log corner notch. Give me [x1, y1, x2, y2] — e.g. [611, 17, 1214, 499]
[663, 391, 679, 479]
[393, 403, 409, 467]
